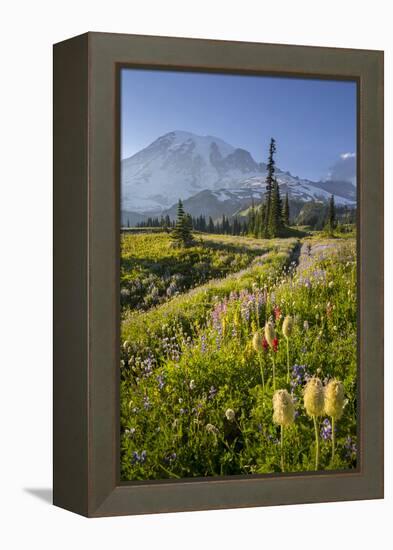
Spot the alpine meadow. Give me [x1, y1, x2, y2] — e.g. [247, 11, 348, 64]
[119, 69, 358, 481]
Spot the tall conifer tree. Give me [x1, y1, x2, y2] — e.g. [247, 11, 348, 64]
[269, 178, 283, 237]
[326, 194, 336, 235]
[171, 199, 193, 246]
[282, 192, 290, 226]
[263, 138, 277, 237]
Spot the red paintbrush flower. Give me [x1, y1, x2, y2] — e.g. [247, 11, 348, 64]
[274, 306, 281, 320]
[262, 336, 269, 352]
[273, 337, 279, 353]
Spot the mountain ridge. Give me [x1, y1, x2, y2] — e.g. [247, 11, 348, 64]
[121, 130, 356, 224]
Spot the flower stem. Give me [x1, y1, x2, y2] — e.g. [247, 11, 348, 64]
[281, 425, 285, 472]
[313, 416, 320, 470]
[286, 337, 290, 383]
[331, 416, 335, 461]
[272, 354, 276, 391]
[258, 353, 265, 390]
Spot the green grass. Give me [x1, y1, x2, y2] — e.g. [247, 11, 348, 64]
[120, 232, 357, 480]
[120, 231, 290, 312]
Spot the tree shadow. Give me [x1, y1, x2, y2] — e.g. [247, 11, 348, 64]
[24, 488, 52, 504]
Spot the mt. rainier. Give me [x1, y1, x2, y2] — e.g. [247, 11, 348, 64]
[121, 130, 356, 220]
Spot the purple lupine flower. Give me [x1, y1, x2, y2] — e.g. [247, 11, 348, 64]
[290, 364, 309, 392]
[208, 386, 217, 400]
[142, 354, 156, 377]
[344, 436, 357, 459]
[164, 452, 177, 465]
[241, 304, 251, 322]
[132, 451, 141, 464]
[321, 418, 333, 440]
[157, 374, 165, 390]
[143, 396, 151, 410]
[201, 334, 207, 354]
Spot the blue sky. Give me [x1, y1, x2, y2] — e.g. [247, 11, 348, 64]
[121, 68, 357, 182]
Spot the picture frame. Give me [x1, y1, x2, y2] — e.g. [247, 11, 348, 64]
[53, 32, 383, 517]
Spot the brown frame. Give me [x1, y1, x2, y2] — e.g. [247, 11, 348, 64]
[53, 32, 384, 517]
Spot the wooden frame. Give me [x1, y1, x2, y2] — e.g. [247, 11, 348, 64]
[53, 32, 384, 517]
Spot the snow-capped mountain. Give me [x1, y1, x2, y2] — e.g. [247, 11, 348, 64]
[121, 130, 356, 222]
[121, 131, 264, 213]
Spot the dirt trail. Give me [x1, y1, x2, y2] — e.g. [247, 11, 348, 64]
[296, 240, 345, 275]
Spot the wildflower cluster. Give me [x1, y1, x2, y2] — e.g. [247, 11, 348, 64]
[120, 234, 357, 480]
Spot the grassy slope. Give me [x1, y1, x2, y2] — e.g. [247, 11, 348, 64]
[120, 232, 357, 480]
[121, 232, 296, 312]
[121, 236, 299, 347]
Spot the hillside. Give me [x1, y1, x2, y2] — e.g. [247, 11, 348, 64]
[121, 130, 356, 225]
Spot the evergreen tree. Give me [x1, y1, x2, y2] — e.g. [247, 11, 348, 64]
[282, 193, 290, 226]
[171, 199, 193, 246]
[208, 216, 215, 233]
[263, 138, 277, 237]
[260, 203, 266, 233]
[253, 208, 261, 238]
[326, 194, 336, 235]
[248, 201, 256, 236]
[269, 178, 283, 237]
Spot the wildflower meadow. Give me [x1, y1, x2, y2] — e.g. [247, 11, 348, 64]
[120, 231, 357, 480]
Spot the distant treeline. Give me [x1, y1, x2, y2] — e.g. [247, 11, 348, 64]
[129, 138, 355, 237]
[135, 213, 249, 235]
[130, 200, 355, 235]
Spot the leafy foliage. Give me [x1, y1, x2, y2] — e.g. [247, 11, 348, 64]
[120, 233, 357, 480]
[120, 233, 282, 312]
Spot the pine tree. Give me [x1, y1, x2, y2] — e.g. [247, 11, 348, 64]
[248, 201, 256, 236]
[326, 194, 336, 235]
[208, 216, 215, 233]
[282, 193, 290, 226]
[263, 138, 277, 237]
[171, 199, 193, 246]
[253, 208, 261, 238]
[260, 203, 266, 233]
[269, 178, 283, 237]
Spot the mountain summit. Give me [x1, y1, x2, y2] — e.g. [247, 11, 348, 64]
[121, 131, 264, 212]
[121, 131, 356, 217]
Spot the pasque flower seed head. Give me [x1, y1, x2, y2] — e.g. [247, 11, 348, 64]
[273, 389, 295, 427]
[304, 377, 325, 417]
[324, 379, 345, 419]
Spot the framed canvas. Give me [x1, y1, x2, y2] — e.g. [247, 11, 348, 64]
[53, 32, 384, 517]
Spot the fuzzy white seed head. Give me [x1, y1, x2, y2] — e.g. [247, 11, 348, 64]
[282, 315, 294, 338]
[304, 377, 325, 417]
[264, 321, 276, 348]
[225, 408, 236, 422]
[206, 423, 219, 434]
[252, 331, 264, 352]
[324, 379, 345, 419]
[273, 389, 295, 427]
